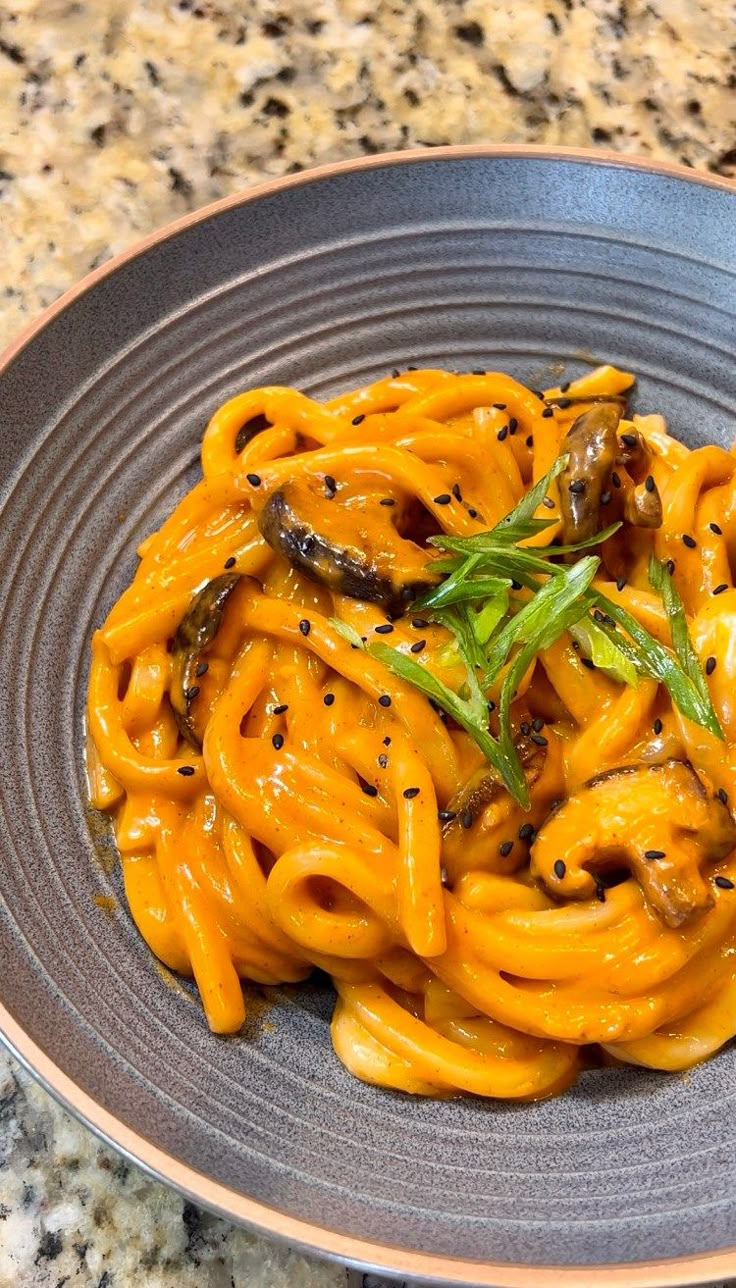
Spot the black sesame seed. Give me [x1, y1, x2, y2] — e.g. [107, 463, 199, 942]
[682, 533, 697, 549]
[499, 840, 514, 857]
[246, 472, 261, 487]
[553, 859, 566, 878]
[526, 435, 534, 447]
[717, 787, 729, 805]
[560, 381, 570, 393]
[471, 368, 486, 376]
[411, 617, 429, 629]
[519, 823, 535, 841]
[438, 809, 457, 823]
[467, 507, 478, 518]
[531, 733, 548, 746]
[272, 733, 284, 750]
[487, 700, 496, 712]
[185, 685, 200, 701]
[532, 717, 544, 732]
[223, 556, 236, 569]
[378, 694, 391, 707]
[542, 496, 555, 509]
[569, 479, 586, 495]
[434, 493, 452, 505]
[378, 753, 389, 769]
[710, 522, 723, 535]
[383, 735, 391, 746]
[195, 661, 209, 677]
[497, 426, 508, 442]
[452, 483, 463, 501]
[706, 655, 717, 675]
[403, 786, 420, 799]
[611, 471, 621, 489]
[410, 638, 426, 653]
[299, 619, 311, 636]
[714, 583, 729, 596]
[272, 703, 288, 714]
[324, 473, 337, 492]
[715, 875, 735, 890]
[616, 577, 626, 592]
[352, 413, 365, 425]
[323, 693, 335, 706]
[653, 718, 663, 734]
[593, 609, 606, 623]
[508, 417, 518, 434]
[645, 474, 655, 493]
[379, 497, 395, 506]
[362, 781, 378, 797]
[621, 433, 637, 447]
[374, 623, 394, 634]
[581, 657, 595, 670]
[595, 883, 606, 903]
[557, 398, 572, 409]
[644, 849, 666, 860]
[520, 720, 531, 736]
[600, 490, 612, 505]
[666, 559, 675, 574]
[541, 407, 554, 418]
[493, 402, 507, 410]
[177, 765, 196, 776]
[461, 809, 473, 830]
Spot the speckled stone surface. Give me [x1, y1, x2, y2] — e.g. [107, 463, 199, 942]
[1, 2, 736, 1286]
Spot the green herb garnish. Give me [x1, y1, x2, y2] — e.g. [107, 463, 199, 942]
[367, 458, 723, 808]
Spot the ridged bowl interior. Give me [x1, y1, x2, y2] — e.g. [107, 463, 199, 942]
[1, 151, 736, 1280]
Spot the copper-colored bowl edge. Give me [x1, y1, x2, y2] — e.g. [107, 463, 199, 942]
[1, 144, 735, 1287]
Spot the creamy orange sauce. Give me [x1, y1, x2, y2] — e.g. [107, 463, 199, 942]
[86, 365, 736, 1100]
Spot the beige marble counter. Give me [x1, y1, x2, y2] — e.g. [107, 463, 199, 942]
[2, 0, 735, 349]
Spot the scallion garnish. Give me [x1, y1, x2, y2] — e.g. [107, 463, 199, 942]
[367, 457, 723, 808]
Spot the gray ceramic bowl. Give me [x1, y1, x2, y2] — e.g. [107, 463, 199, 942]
[2, 147, 736, 1288]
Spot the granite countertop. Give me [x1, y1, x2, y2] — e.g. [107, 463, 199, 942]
[1, 1, 736, 1285]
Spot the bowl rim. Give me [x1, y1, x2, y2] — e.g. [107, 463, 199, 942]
[1, 143, 735, 1286]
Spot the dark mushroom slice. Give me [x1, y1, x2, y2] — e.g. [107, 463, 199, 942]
[171, 573, 241, 748]
[235, 413, 272, 453]
[531, 759, 736, 927]
[255, 480, 437, 617]
[441, 735, 556, 880]
[558, 405, 622, 544]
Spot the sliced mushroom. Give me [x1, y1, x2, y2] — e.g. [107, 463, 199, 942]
[235, 413, 272, 453]
[171, 573, 240, 747]
[255, 481, 435, 616]
[559, 405, 621, 544]
[441, 733, 565, 880]
[559, 408, 663, 544]
[622, 481, 662, 528]
[530, 759, 736, 927]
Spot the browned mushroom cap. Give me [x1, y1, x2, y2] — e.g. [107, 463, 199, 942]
[255, 479, 436, 617]
[170, 573, 240, 748]
[530, 760, 736, 927]
[559, 405, 622, 544]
